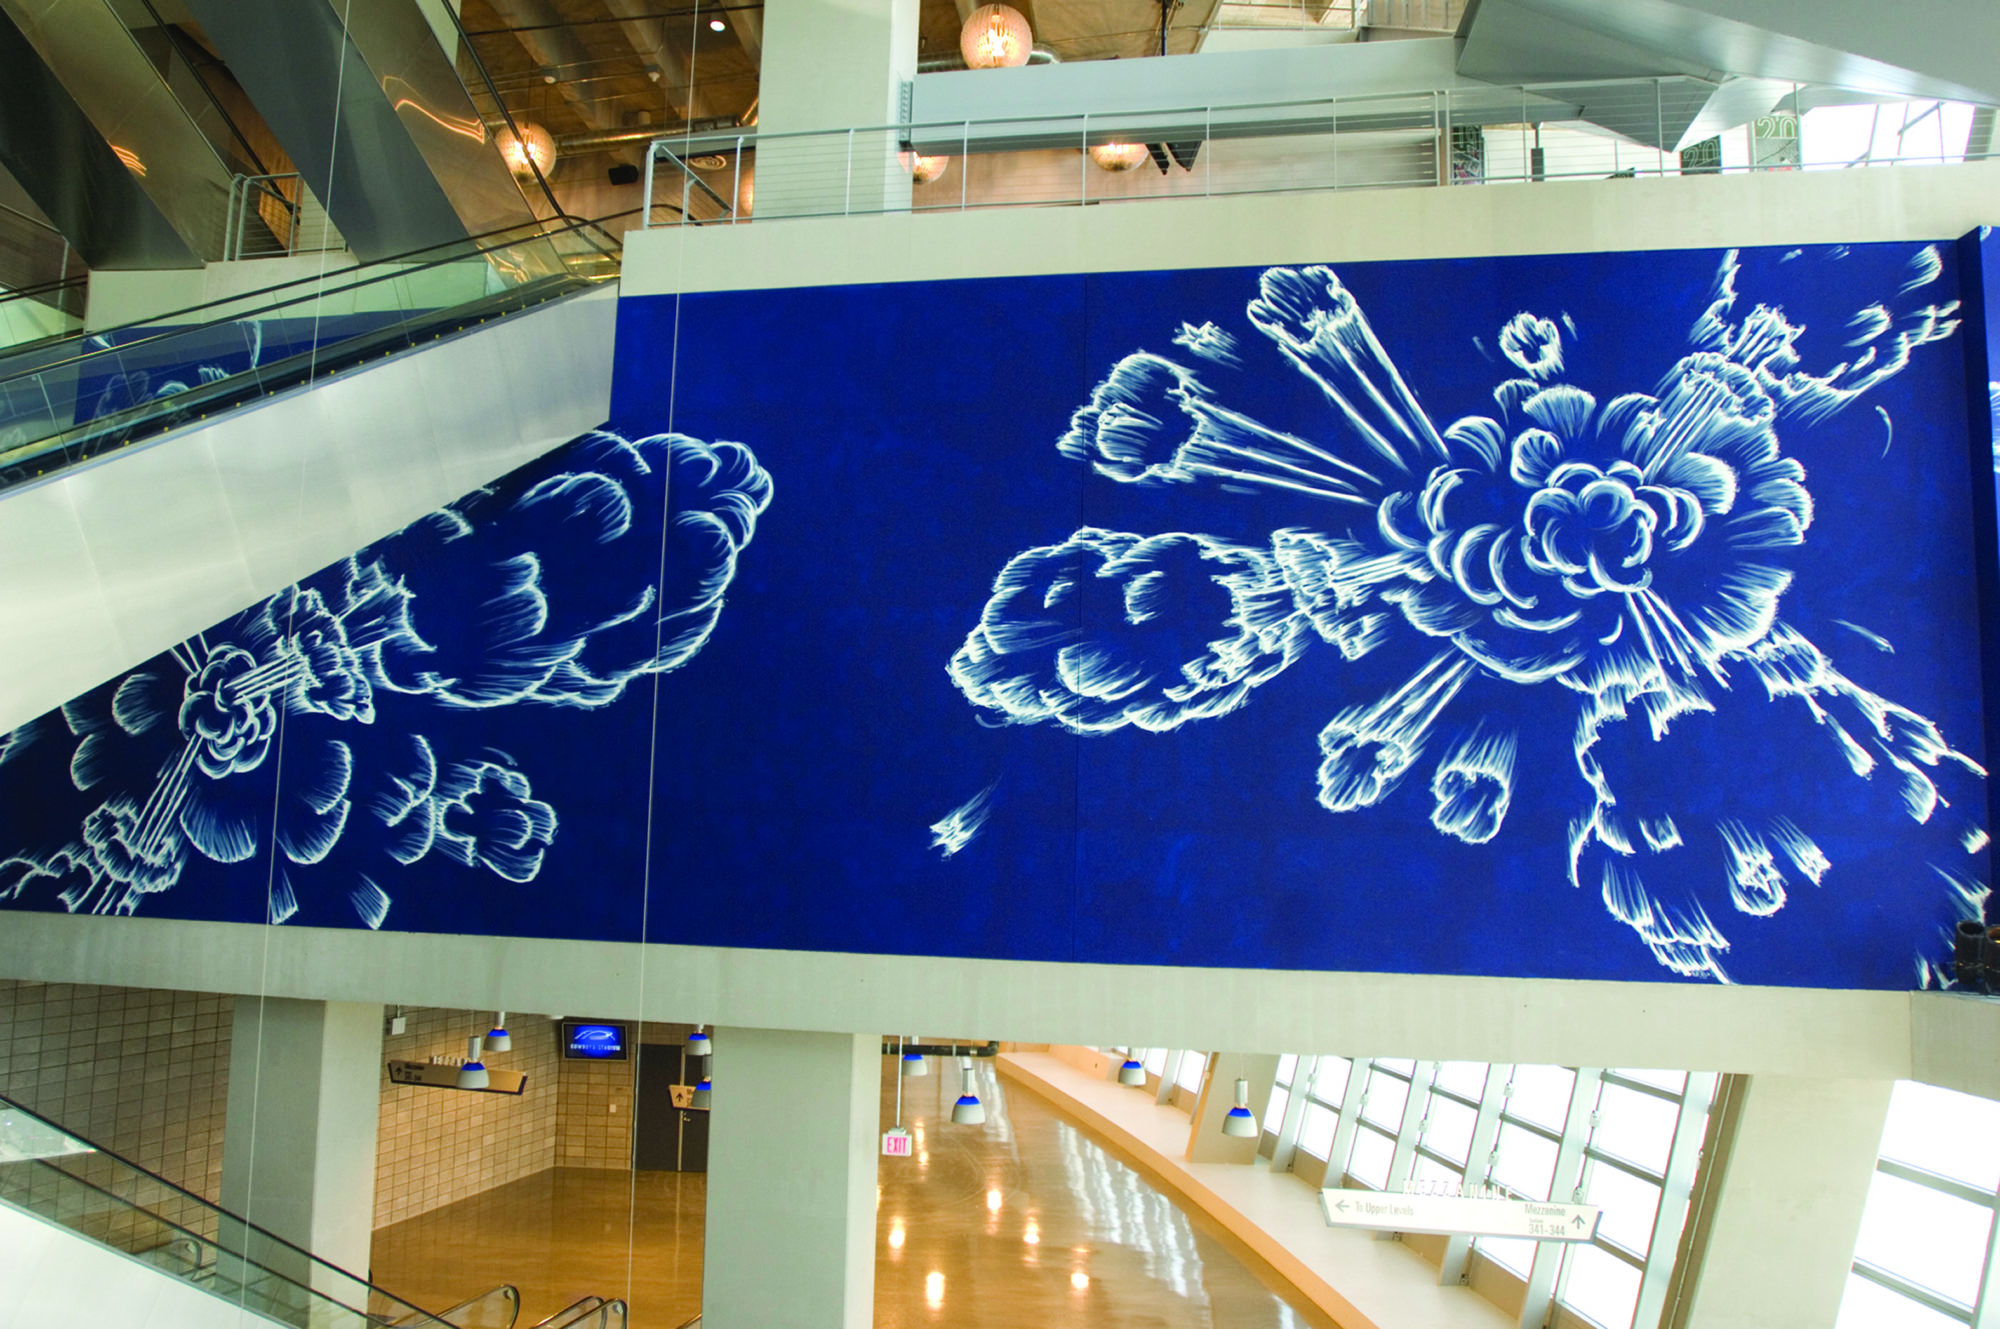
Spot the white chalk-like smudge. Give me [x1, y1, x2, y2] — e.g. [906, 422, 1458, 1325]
[931, 783, 998, 858]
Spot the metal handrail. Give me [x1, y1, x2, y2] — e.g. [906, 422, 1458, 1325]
[0, 209, 632, 389]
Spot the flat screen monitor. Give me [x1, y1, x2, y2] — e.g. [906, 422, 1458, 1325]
[563, 1021, 629, 1060]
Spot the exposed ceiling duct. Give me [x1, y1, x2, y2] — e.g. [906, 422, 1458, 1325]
[480, 0, 620, 130]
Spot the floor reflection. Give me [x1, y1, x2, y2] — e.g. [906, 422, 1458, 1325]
[877, 1059, 1324, 1328]
[371, 1060, 1325, 1328]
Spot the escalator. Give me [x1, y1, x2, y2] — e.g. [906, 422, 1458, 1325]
[0, 208, 626, 490]
[0, 1091, 630, 1328]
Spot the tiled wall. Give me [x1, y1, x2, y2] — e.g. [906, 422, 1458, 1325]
[374, 1009, 559, 1228]
[555, 1021, 695, 1170]
[0, 981, 231, 1203]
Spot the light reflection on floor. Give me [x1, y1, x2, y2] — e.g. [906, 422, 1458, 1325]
[372, 1060, 1327, 1328]
[875, 1060, 1328, 1328]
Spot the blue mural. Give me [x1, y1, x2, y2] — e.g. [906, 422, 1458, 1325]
[0, 238, 1992, 989]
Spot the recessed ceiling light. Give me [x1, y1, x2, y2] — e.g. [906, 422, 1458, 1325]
[709, 17, 725, 30]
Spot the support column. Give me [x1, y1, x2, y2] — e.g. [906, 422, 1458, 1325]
[753, 0, 920, 218]
[220, 998, 383, 1280]
[703, 1028, 878, 1329]
[1186, 1052, 1276, 1165]
[1674, 1075, 1892, 1329]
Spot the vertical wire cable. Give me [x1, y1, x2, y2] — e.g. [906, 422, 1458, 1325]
[626, 1, 708, 1311]
[237, 6, 356, 1322]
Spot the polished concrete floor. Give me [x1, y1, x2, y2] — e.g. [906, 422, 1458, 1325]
[371, 1062, 1326, 1328]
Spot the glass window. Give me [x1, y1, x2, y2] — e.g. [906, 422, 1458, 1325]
[1362, 1068, 1410, 1131]
[1143, 1047, 1167, 1076]
[1836, 1274, 1970, 1329]
[1425, 1094, 1477, 1166]
[1311, 1057, 1352, 1105]
[1375, 1058, 1416, 1075]
[1507, 1065, 1576, 1131]
[1412, 1153, 1463, 1192]
[1434, 1061, 1490, 1100]
[1878, 1082, 2000, 1192]
[1477, 1235, 1537, 1278]
[1275, 1054, 1298, 1087]
[1349, 1126, 1394, 1189]
[1263, 1084, 1290, 1134]
[1590, 1083, 1680, 1176]
[1492, 1122, 1558, 1199]
[1559, 1243, 1642, 1329]
[1583, 1161, 1661, 1257]
[1176, 1051, 1208, 1095]
[1851, 1171, 1992, 1308]
[1297, 1102, 1337, 1160]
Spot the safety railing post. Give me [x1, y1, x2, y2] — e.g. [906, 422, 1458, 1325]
[961, 121, 969, 210]
[222, 178, 238, 263]
[844, 128, 854, 215]
[1204, 106, 1212, 195]
[640, 141, 657, 229]
[731, 136, 743, 222]
[1655, 79, 1665, 176]
[1080, 112, 1089, 205]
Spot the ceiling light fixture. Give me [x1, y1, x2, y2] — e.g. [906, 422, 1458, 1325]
[950, 1060, 986, 1125]
[690, 1076, 712, 1109]
[485, 1013, 511, 1053]
[456, 1036, 490, 1090]
[960, 3, 1032, 69]
[903, 152, 948, 184]
[1221, 1078, 1258, 1137]
[709, 17, 725, 31]
[686, 1026, 711, 1061]
[500, 122, 558, 177]
[1088, 142, 1148, 172]
[1116, 1054, 1146, 1086]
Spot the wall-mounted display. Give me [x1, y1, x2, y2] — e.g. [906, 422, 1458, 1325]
[563, 1023, 630, 1061]
[0, 238, 1990, 990]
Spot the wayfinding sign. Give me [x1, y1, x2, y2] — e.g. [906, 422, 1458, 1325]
[1319, 1188, 1599, 1241]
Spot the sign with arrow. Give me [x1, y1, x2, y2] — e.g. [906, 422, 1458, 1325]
[1319, 1188, 1599, 1241]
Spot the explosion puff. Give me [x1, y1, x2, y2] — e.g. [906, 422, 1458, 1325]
[950, 528, 1306, 733]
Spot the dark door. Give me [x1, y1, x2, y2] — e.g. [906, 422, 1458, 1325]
[633, 1042, 683, 1170]
[677, 1106, 709, 1172]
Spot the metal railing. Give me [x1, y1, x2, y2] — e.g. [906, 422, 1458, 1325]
[639, 79, 1997, 228]
[1362, 0, 1462, 31]
[222, 173, 345, 261]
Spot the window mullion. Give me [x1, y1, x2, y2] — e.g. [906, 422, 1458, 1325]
[1631, 1071, 1717, 1329]
[1325, 1058, 1373, 1185]
[1270, 1055, 1317, 1174]
[1969, 1162, 2000, 1329]
[1156, 1050, 1185, 1106]
[1439, 1063, 1511, 1287]
[1384, 1061, 1439, 1197]
[1518, 1067, 1603, 1329]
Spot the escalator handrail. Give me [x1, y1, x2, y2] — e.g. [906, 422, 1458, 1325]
[0, 208, 634, 388]
[528, 1294, 607, 1329]
[0, 1092, 457, 1326]
[400, 1282, 523, 1328]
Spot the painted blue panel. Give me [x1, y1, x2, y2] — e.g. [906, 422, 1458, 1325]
[0, 239, 1988, 989]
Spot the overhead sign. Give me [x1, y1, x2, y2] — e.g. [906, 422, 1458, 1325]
[385, 1060, 528, 1095]
[1320, 1189, 1599, 1242]
[882, 1128, 914, 1158]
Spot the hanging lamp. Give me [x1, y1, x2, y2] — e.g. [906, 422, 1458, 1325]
[950, 1060, 986, 1125]
[456, 1035, 490, 1090]
[1116, 1054, 1146, 1086]
[960, 4, 1032, 69]
[1221, 1078, 1258, 1137]
[485, 1013, 511, 1054]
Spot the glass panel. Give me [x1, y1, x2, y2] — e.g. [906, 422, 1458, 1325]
[1425, 1095, 1478, 1166]
[1507, 1065, 1577, 1131]
[1612, 1068, 1687, 1095]
[1583, 1161, 1661, 1257]
[1434, 1061, 1490, 1100]
[1493, 1122, 1559, 1199]
[1590, 1083, 1680, 1176]
[1375, 1059, 1416, 1075]
[1836, 1273, 1969, 1329]
[1263, 1085, 1291, 1134]
[1275, 1054, 1299, 1087]
[1412, 1153, 1464, 1191]
[1175, 1051, 1208, 1095]
[1311, 1057, 1352, 1106]
[1879, 1082, 2000, 1192]
[1297, 1103, 1337, 1160]
[1144, 1048, 1167, 1076]
[1477, 1235, 1537, 1278]
[1349, 1126, 1394, 1189]
[1362, 1069, 1410, 1131]
[1559, 1243, 1642, 1329]
[1852, 1170, 1992, 1308]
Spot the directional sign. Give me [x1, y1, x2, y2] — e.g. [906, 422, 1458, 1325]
[1319, 1189, 1599, 1242]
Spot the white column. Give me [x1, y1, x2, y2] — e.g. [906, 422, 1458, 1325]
[1678, 1075, 1892, 1329]
[703, 1028, 879, 1329]
[753, 0, 920, 218]
[220, 998, 384, 1279]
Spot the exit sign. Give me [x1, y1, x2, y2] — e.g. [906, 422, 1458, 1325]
[882, 1128, 913, 1157]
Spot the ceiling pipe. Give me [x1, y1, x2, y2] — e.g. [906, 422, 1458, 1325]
[481, 0, 620, 130]
[917, 45, 1060, 73]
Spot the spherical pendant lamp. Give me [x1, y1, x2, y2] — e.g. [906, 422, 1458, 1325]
[500, 122, 558, 177]
[903, 152, 949, 184]
[960, 4, 1032, 69]
[1089, 142, 1149, 172]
